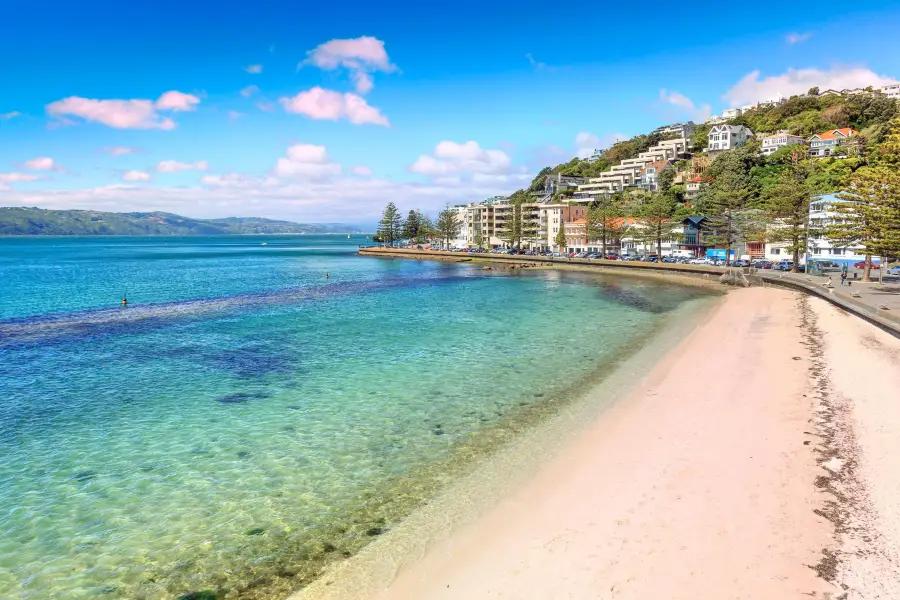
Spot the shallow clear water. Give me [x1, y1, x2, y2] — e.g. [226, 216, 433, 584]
[0, 236, 713, 599]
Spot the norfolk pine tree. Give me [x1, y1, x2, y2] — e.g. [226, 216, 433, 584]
[435, 205, 462, 250]
[377, 202, 403, 247]
[637, 191, 679, 259]
[761, 152, 813, 271]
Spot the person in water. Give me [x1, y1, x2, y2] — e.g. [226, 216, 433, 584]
[121, 296, 128, 307]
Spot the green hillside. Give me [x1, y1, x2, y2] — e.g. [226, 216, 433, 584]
[0, 207, 362, 236]
[520, 90, 898, 198]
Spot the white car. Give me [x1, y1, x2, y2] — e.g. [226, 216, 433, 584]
[689, 258, 711, 265]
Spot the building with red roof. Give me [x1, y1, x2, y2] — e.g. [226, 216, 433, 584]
[807, 128, 860, 158]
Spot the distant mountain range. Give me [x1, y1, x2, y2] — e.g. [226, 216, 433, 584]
[0, 207, 366, 236]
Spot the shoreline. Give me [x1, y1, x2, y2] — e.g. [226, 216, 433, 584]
[291, 288, 900, 599]
[288, 291, 722, 600]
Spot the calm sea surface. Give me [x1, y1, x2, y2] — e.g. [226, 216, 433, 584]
[0, 235, 713, 599]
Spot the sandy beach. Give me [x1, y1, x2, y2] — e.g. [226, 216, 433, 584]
[295, 287, 900, 600]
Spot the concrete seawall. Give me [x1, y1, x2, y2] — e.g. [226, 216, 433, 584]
[357, 247, 900, 337]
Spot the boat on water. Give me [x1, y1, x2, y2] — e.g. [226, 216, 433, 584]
[347, 234, 351, 239]
[261, 242, 268, 246]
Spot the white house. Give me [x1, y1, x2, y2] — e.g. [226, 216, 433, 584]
[761, 130, 806, 155]
[707, 124, 753, 152]
[722, 108, 742, 120]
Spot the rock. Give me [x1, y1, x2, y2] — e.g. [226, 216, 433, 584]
[72, 470, 97, 482]
[365, 527, 386, 536]
[879, 304, 890, 310]
[286, 405, 303, 410]
[178, 592, 217, 600]
[217, 391, 271, 404]
[237, 451, 250, 458]
[246, 528, 265, 536]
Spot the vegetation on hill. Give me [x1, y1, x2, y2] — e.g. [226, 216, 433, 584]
[0, 208, 360, 236]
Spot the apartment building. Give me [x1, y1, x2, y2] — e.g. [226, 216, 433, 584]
[807, 128, 860, 158]
[707, 124, 753, 152]
[651, 121, 696, 138]
[574, 137, 688, 200]
[640, 160, 670, 191]
[806, 193, 873, 264]
[761, 130, 806, 155]
[882, 83, 900, 100]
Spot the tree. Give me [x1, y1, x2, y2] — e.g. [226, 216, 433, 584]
[761, 158, 813, 270]
[696, 144, 762, 265]
[586, 194, 630, 256]
[658, 165, 676, 193]
[807, 86, 820, 97]
[435, 205, 462, 250]
[636, 192, 679, 258]
[499, 191, 538, 250]
[473, 227, 485, 250]
[825, 168, 887, 281]
[377, 202, 403, 247]
[554, 222, 567, 253]
[401, 210, 422, 242]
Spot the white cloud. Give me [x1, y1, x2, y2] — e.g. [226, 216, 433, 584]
[1, 111, 21, 120]
[46, 90, 200, 129]
[156, 160, 209, 173]
[786, 32, 812, 45]
[573, 132, 626, 158]
[351, 166, 373, 176]
[279, 87, 389, 126]
[256, 101, 276, 112]
[409, 141, 518, 178]
[245, 64, 263, 74]
[659, 89, 711, 122]
[122, 170, 151, 182]
[273, 144, 342, 180]
[23, 157, 60, 171]
[525, 53, 551, 70]
[724, 65, 897, 107]
[227, 110, 244, 121]
[103, 146, 138, 156]
[155, 91, 201, 112]
[0, 172, 39, 183]
[301, 36, 395, 93]
[240, 85, 259, 98]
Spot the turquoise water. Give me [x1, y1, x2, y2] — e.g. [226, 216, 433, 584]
[0, 236, 713, 599]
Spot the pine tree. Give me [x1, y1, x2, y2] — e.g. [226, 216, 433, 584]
[377, 202, 403, 247]
[587, 194, 630, 256]
[825, 166, 900, 281]
[435, 205, 462, 250]
[498, 191, 538, 250]
[696, 147, 760, 265]
[401, 209, 421, 242]
[761, 156, 812, 270]
[636, 191, 678, 258]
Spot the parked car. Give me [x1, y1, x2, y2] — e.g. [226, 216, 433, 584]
[888, 265, 900, 275]
[853, 261, 880, 269]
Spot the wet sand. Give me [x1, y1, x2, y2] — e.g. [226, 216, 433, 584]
[294, 288, 900, 599]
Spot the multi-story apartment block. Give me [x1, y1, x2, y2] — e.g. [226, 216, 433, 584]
[807, 128, 860, 158]
[761, 130, 806, 155]
[806, 194, 874, 265]
[574, 138, 688, 200]
[881, 82, 900, 99]
[707, 125, 753, 152]
[651, 121, 696, 138]
[721, 108, 742, 120]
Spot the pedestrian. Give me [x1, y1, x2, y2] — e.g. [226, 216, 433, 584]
[841, 270, 847, 286]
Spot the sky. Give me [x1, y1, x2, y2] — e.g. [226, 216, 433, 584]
[1, 0, 899, 224]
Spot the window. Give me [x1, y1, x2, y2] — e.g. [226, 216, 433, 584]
[772, 248, 781, 255]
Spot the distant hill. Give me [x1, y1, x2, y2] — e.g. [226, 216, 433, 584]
[0, 207, 365, 236]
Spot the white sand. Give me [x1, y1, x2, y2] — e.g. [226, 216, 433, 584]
[294, 289, 900, 600]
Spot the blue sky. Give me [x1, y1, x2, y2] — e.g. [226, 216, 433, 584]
[1, 0, 899, 222]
